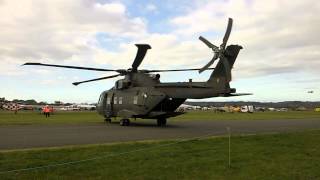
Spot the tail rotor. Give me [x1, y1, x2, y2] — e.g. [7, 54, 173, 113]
[198, 18, 233, 82]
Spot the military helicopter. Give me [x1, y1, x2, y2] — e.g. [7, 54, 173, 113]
[24, 18, 250, 126]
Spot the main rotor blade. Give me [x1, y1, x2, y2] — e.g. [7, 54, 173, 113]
[145, 67, 215, 73]
[23, 63, 118, 72]
[199, 36, 219, 50]
[198, 55, 219, 73]
[131, 44, 151, 72]
[72, 74, 121, 86]
[221, 18, 233, 50]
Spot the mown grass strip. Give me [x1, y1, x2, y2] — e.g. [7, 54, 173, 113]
[0, 130, 319, 179]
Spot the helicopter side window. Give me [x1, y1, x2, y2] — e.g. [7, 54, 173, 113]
[114, 96, 118, 104]
[133, 96, 138, 104]
[106, 97, 111, 105]
[98, 94, 103, 104]
[119, 97, 123, 104]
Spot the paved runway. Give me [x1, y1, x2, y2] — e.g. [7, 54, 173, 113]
[1, 119, 320, 150]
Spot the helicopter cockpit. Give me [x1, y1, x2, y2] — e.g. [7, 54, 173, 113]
[149, 73, 160, 82]
[115, 79, 131, 90]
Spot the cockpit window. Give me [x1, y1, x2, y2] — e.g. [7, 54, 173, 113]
[98, 94, 103, 104]
[149, 74, 160, 82]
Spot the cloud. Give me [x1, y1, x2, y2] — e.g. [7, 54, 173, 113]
[88, 0, 320, 80]
[0, 0, 147, 76]
[170, 0, 320, 78]
[146, 4, 157, 12]
[92, 33, 212, 70]
[1, 0, 319, 102]
[4, 0, 318, 79]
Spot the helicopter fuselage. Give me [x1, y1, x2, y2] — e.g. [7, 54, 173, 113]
[96, 72, 232, 120]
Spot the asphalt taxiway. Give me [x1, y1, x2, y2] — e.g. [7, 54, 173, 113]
[1, 119, 320, 150]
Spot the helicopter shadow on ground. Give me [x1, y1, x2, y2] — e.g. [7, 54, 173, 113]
[107, 121, 182, 128]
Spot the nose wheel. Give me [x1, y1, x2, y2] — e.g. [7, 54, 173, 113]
[157, 118, 167, 126]
[120, 119, 130, 126]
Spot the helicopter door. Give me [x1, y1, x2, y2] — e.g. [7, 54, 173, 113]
[105, 92, 114, 117]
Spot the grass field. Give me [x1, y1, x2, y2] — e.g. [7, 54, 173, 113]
[0, 130, 319, 179]
[0, 110, 320, 125]
[0, 111, 101, 125]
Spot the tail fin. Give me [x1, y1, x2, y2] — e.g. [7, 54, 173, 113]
[207, 45, 242, 86]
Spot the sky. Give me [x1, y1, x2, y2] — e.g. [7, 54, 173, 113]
[0, 0, 319, 103]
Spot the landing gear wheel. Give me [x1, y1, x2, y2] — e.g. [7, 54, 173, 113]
[104, 118, 112, 123]
[120, 119, 130, 126]
[125, 119, 130, 126]
[157, 118, 167, 127]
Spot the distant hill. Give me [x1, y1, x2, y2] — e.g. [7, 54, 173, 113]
[185, 101, 320, 109]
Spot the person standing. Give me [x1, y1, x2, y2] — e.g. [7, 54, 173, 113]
[44, 105, 50, 118]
